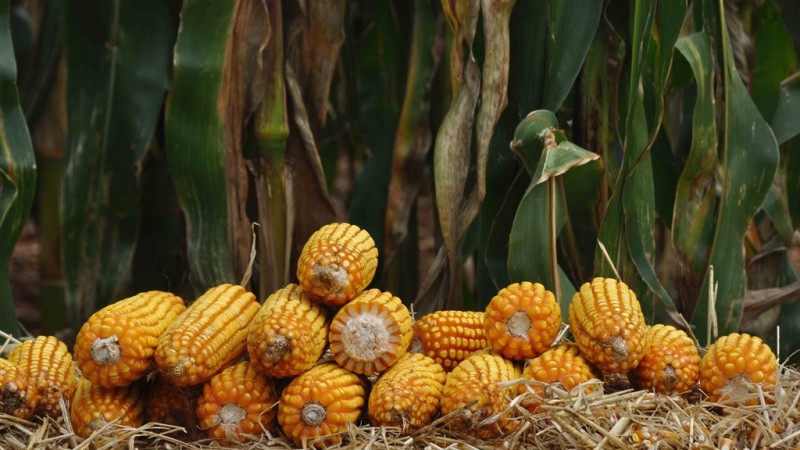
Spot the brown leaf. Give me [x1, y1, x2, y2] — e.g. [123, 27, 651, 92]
[219, 0, 270, 283]
[433, 58, 480, 306]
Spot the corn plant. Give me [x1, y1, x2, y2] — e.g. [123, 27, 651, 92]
[1, 0, 799, 360]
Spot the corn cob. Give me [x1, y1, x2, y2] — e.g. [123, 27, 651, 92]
[247, 284, 328, 378]
[518, 343, 598, 412]
[568, 278, 647, 373]
[630, 324, 700, 395]
[155, 284, 259, 386]
[368, 353, 445, 431]
[70, 378, 145, 438]
[74, 291, 186, 388]
[0, 357, 37, 419]
[296, 223, 378, 307]
[7, 336, 78, 418]
[278, 362, 366, 448]
[412, 310, 488, 371]
[196, 361, 277, 445]
[328, 289, 413, 375]
[145, 375, 202, 441]
[699, 333, 778, 406]
[484, 282, 561, 360]
[440, 350, 520, 438]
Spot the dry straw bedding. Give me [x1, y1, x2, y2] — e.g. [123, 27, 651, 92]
[2, 367, 799, 450]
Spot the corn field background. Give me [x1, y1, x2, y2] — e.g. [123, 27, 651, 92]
[1, 0, 800, 361]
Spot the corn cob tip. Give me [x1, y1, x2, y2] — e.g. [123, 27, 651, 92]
[301, 402, 327, 426]
[91, 335, 121, 365]
[338, 315, 389, 362]
[506, 311, 531, 338]
[264, 335, 290, 361]
[312, 262, 349, 295]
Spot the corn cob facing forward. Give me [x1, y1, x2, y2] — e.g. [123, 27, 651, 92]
[368, 353, 445, 431]
[278, 362, 366, 448]
[7, 336, 78, 418]
[0, 357, 38, 419]
[412, 310, 488, 371]
[440, 350, 520, 438]
[630, 325, 700, 395]
[247, 284, 328, 378]
[297, 223, 378, 307]
[196, 361, 278, 445]
[484, 282, 561, 360]
[156, 284, 259, 386]
[518, 343, 598, 412]
[700, 333, 778, 406]
[328, 289, 413, 375]
[568, 278, 647, 373]
[70, 378, 145, 438]
[75, 291, 186, 388]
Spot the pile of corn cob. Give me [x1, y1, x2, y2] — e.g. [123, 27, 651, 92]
[0, 222, 783, 448]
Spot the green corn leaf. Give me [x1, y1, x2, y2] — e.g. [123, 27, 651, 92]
[788, 138, 800, 231]
[0, 0, 36, 335]
[771, 79, 800, 145]
[348, 0, 406, 259]
[673, 32, 717, 277]
[62, 0, 174, 323]
[541, 0, 601, 111]
[751, 0, 796, 122]
[691, 11, 780, 340]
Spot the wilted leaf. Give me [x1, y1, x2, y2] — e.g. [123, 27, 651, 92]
[384, 0, 442, 260]
[433, 57, 479, 303]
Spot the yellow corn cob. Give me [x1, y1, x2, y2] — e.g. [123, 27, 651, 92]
[368, 353, 445, 431]
[568, 278, 647, 373]
[412, 310, 488, 371]
[296, 223, 378, 307]
[74, 291, 186, 388]
[630, 324, 700, 395]
[247, 284, 328, 378]
[328, 289, 413, 375]
[699, 333, 778, 406]
[70, 378, 144, 438]
[484, 282, 562, 360]
[7, 336, 78, 418]
[196, 361, 277, 445]
[440, 350, 520, 438]
[0, 357, 38, 419]
[518, 343, 598, 412]
[278, 362, 366, 448]
[155, 284, 260, 386]
[145, 375, 202, 441]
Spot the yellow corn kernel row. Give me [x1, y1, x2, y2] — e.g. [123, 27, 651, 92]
[296, 223, 378, 307]
[278, 362, 366, 448]
[196, 361, 277, 445]
[155, 284, 259, 386]
[518, 343, 598, 412]
[484, 281, 561, 360]
[413, 310, 488, 371]
[368, 353, 445, 431]
[568, 277, 647, 373]
[7, 335, 78, 418]
[700, 332, 778, 406]
[630, 324, 700, 395]
[0, 357, 38, 419]
[145, 375, 202, 442]
[247, 283, 328, 378]
[329, 289, 413, 375]
[74, 291, 185, 388]
[70, 378, 144, 438]
[440, 350, 520, 438]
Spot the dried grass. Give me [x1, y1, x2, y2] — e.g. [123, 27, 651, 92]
[3, 366, 799, 450]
